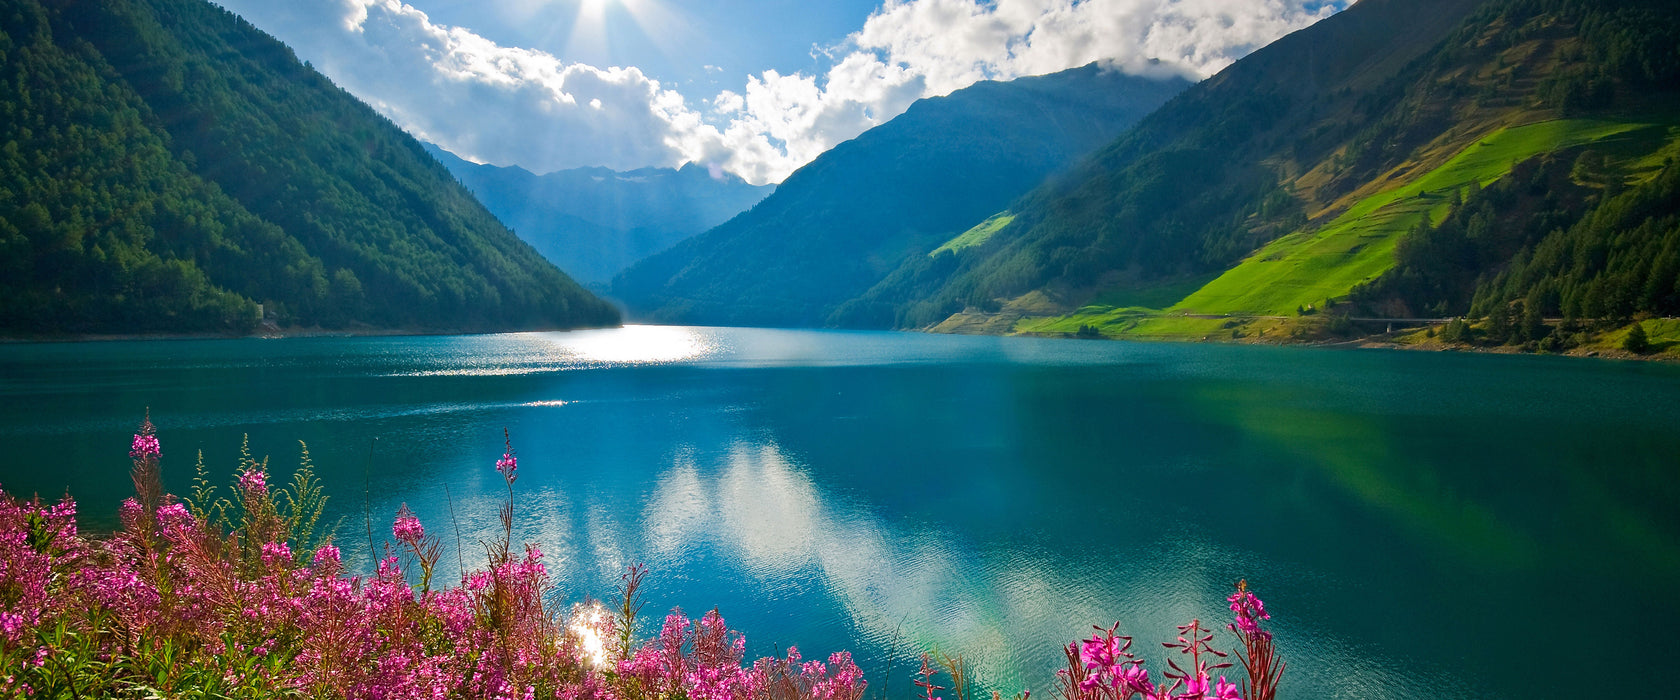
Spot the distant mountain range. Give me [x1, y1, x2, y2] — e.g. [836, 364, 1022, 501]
[0, 0, 615, 334]
[611, 64, 1191, 327]
[425, 145, 772, 286]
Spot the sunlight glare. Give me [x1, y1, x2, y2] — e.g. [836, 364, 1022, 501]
[569, 604, 610, 667]
[564, 0, 678, 66]
[578, 0, 612, 20]
[548, 325, 713, 365]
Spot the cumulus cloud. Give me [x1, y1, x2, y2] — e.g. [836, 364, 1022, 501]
[854, 0, 1347, 93]
[688, 54, 928, 185]
[224, 0, 701, 174]
[704, 0, 1345, 182]
[217, 0, 1344, 185]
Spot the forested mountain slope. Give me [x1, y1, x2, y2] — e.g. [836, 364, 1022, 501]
[611, 64, 1189, 327]
[0, 0, 617, 334]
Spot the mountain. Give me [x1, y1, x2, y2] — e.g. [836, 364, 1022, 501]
[425, 145, 773, 286]
[854, 0, 1680, 345]
[0, 0, 617, 334]
[611, 64, 1191, 327]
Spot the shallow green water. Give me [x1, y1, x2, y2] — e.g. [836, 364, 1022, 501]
[2, 327, 1677, 699]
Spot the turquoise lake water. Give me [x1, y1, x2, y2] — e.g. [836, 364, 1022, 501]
[2, 326, 1678, 698]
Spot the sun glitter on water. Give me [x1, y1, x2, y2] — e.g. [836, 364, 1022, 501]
[569, 604, 610, 668]
[546, 325, 715, 365]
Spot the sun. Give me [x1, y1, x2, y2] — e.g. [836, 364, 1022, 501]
[566, 0, 659, 60]
[578, 0, 645, 24]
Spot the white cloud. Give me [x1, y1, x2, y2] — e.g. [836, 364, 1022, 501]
[705, 0, 1343, 183]
[852, 0, 1345, 93]
[268, 0, 701, 174]
[689, 54, 928, 185]
[216, 0, 1344, 185]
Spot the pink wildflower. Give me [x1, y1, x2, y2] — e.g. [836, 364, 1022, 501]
[1119, 664, 1152, 695]
[237, 465, 268, 495]
[118, 497, 144, 530]
[494, 427, 519, 484]
[311, 544, 340, 567]
[130, 433, 160, 461]
[496, 450, 518, 483]
[156, 502, 192, 531]
[0, 612, 22, 638]
[261, 541, 292, 567]
[1075, 622, 1143, 694]
[1227, 588, 1270, 637]
[392, 503, 424, 545]
[1081, 630, 1122, 670]
[129, 413, 160, 460]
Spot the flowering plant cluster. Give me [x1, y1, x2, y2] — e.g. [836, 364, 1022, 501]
[0, 415, 1284, 700]
[1045, 586, 1282, 700]
[0, 417, 868, 700]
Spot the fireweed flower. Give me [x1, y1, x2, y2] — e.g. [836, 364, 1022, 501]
[130, 433, 160, 460]
[311, 543, 340, 567]
[261, 541, 293, 568]
[1227, 587, 1270, 637]
[1081, 631, 1120, 669]
[1227, 580, 1282, 700]
[1118, 664, 1152, 695]
[237, 465, 268, 495]
[1075, 622, 1143, 694]
[118, 497, 145, 530]
[496, 448, 518, 484]
[392, 503, 424, 545]
[155, 502, 192, 532]
[130, 412, 160, 460]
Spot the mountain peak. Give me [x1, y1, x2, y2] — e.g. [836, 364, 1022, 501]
[612, 64, 1191, 327]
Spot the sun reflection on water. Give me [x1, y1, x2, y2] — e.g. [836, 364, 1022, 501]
[543, 325, 716, 365]
[569, 603, 610, 668]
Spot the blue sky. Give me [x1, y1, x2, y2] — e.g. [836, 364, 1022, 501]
[215, 1, 1349, 185]
[404, 0, 883, 93]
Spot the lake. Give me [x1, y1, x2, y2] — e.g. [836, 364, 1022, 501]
[2, 326, 1678, 699]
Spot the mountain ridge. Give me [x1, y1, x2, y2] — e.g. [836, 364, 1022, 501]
[610, 63, 1191, 327]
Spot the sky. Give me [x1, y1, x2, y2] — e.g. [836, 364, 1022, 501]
[214, 0, 1350, 185]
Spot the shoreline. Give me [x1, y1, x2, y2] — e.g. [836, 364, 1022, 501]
[6, 322, 1676, 364]
[1340, 336, 1678, 362]
[1005, 326, 1680, 363]
[0, 321, 625, 344]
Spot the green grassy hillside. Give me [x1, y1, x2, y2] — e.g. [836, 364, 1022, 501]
[1172, 119, 1656, 317]
[1023, 117, 1680, 346]
[932, 213, 1015, 256]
